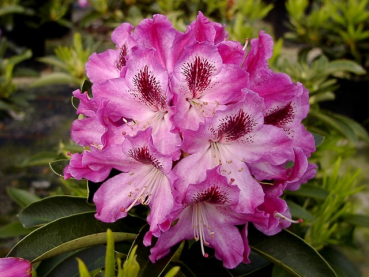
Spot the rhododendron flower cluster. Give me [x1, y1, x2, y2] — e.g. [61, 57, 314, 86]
[64, 12, 316, 269]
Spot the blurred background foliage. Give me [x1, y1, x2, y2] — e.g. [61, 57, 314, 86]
[1, 0, 369, 276]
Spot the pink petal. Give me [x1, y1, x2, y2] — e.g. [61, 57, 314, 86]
[0, 257, 32, 277]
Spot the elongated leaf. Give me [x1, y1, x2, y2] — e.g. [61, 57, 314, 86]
[0, 5, 25, 16]
[248, 226, 337, 277]
[128, 225, 184, 277]
[19, 152, 58, 167]
[330, 113, 369, 144]
[77, 258, 91, 277]
[49, 159, 70, 177]
[31, 73, 80, 87]
[326, 60, 366, 76]
[19, 196, 96, 228]
[7, 187, 41, 207]
[285, 185, 328, 200]
[343, 214, 369, 227]
[8, 212, 144, 262]
[286, 200, 316, 221]
[36, 245, 106, 277]
[0, 221, 37, 238]
[37, 56, 69, 71]
[309, 110, 358, 142]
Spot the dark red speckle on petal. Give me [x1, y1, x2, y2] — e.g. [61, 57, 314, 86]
[193, 185, 229, 204]
[132, 65, 167, 111]
[182, 56, 215, 98]
[115, 44, 128, 70]
[264, 102, 295, 128]
[127, 146, 163, 170]
[217, 109, 256, 142]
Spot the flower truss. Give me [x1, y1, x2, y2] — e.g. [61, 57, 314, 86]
[64, 12, 316, 269]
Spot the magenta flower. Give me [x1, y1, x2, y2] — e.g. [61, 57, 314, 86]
[0, 257, 32, 277]
[92, 128, 176, 245]
[65, 12, 316, 268]
[150, 168, 252, 269]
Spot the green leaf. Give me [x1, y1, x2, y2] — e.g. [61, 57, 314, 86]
[0, 221, 37, 238]
[311, 132, 325, 148]
[18, 196, 96, 228]
[37, 56, 68, 71]
[77, 258, 92, 277]
[320, 247, 361, 277]
[227, 250, 270, 276]
[7, 187, 41, 207]
[31, 73, 81, 87]
[343, 214, 369, 227]
[81, 79, 93, 97]
[285, 185, 329, 200]
[7, 212, 144, 262]
[248, 226, 337, 277]
[71, 96, 80, 110]
[128, 225, 184, 277]
[36, 245, 106, 277]
[0, 5, 26, 16]
[19, 152, 58, 167]
[105, 229, 115, 277]
[180, 242, 232, 277]
[49, 159, 70, 177]
[286, 200, 316, 221]
[325, 60, 366, 76]
[329, 113, 369, 144]
[309, 110, 358, 142]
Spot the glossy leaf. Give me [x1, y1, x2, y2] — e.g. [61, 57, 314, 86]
[285, 185, 329, 200]
[8, 212, 144, 262]
[248, 226, 337, 277]
[7, 187, 41, 208]
[128, 225, 184, 277]
[0, 221, 37, 238]
[286, 200, 316, 221]
[49, 159, 70, 177]
[181, 242, 233, 277]
[18, 196, 96, 228]
[227, 250, 270, 276]
[36, 245, 106, 277]
[320, 247, 361, 277]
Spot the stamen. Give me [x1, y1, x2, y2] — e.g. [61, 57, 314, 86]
[274, 212, 303, 224]
[192, 203, 215, 258]
[241, 38, 249, 67]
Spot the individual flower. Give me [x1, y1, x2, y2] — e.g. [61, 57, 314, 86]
[150, 167, 252, 269]
[0, 257, 32, 277]
[92, 128, 177, 246]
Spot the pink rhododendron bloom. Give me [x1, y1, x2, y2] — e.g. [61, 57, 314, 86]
[65, 12, 316, 269]
[0, 257, 32, 277]
[150, 168, 252, 269]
